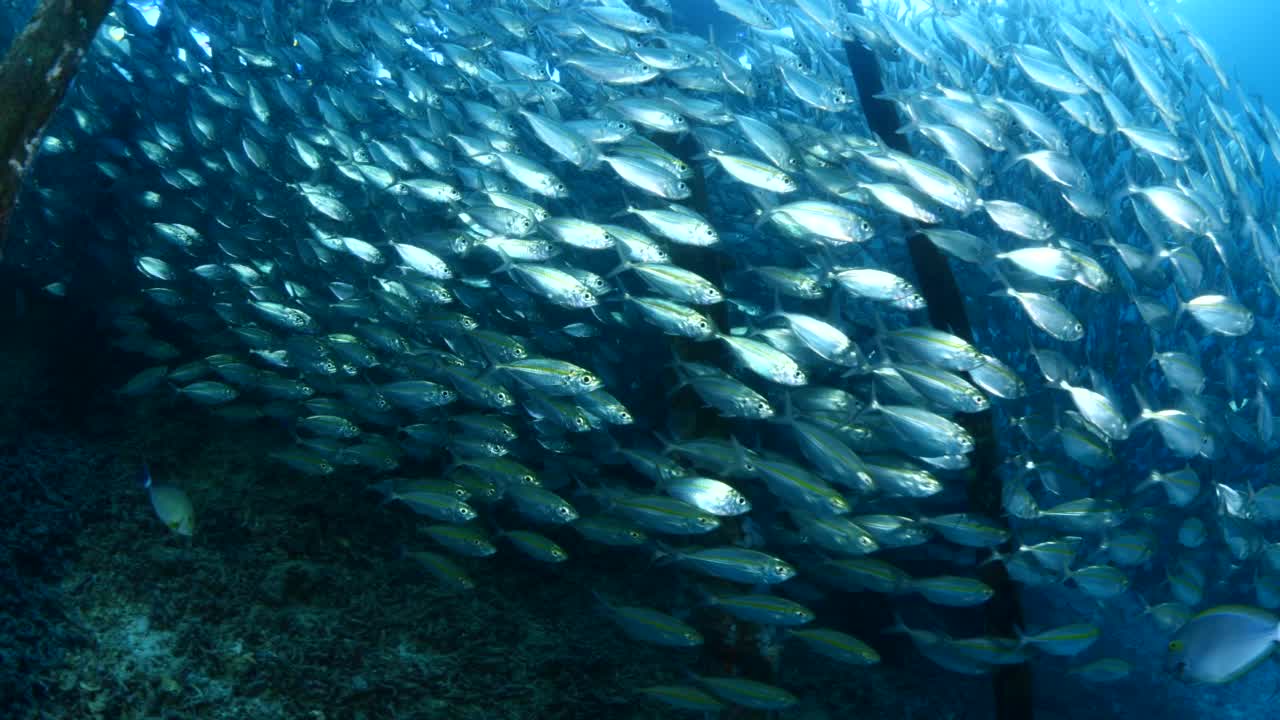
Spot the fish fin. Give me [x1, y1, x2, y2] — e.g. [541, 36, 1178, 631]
[1130, 384, 1153, 413]
[883, 611, 912, 636]
[651, 540, 678, 566]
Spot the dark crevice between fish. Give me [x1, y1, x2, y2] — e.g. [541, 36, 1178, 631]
[649, 131, 783, 689]
[0, 0, 113, 261]
[651, 129, 730, 440]
[843, 4, 1032, 718]
[646, 13, 782, 688]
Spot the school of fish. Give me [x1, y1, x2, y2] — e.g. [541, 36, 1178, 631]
[15, 0, 1280, 709]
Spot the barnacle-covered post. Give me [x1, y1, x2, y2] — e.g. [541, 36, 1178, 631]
[841, 3, 1032, 719]
[0, 0, 113, 260]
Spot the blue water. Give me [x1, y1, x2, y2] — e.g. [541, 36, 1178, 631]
[1177, 0, 1280, 107]
[7, 0, 1280, 718]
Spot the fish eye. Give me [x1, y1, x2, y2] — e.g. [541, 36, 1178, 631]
[860, 220, 872, 233]
[558, 506, 571, 517]
[579, 373, 596, 385]
[677, 182, 689, 193]
[497, 392, 512, 404]
[522, 474, 535, 484]
[555, 183, 566, 193]
[575, 417, 588, 428]
[697, 320, 709, 330]
[773, 563, 788, 574]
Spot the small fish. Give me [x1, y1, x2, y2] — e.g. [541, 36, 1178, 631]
[911, 575, 995, 607]
[636, 685, 724, 712]
[691, 674, 798, 711]
[424, 525, 497, 558]
[501, 529, 568, 563]
[404, 550, 475, 592]
[662, 476, 751, 516]
[1018, 623, 1100, 657]
[704, 150, 796, 193]
[1069, 658, 1132, 683]
[662, 545, 796, 584]
[1184, 295, 1254, 336]
[595, 592, 703, 647]
[788, 628, 880, 665]
[143, 464, 194, 536]
[175, 380, 239, 405]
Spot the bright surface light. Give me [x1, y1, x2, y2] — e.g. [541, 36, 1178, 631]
[126, 0, 162, 27]
[368, 55, 393, 81]
[190, 28, 213, 57]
